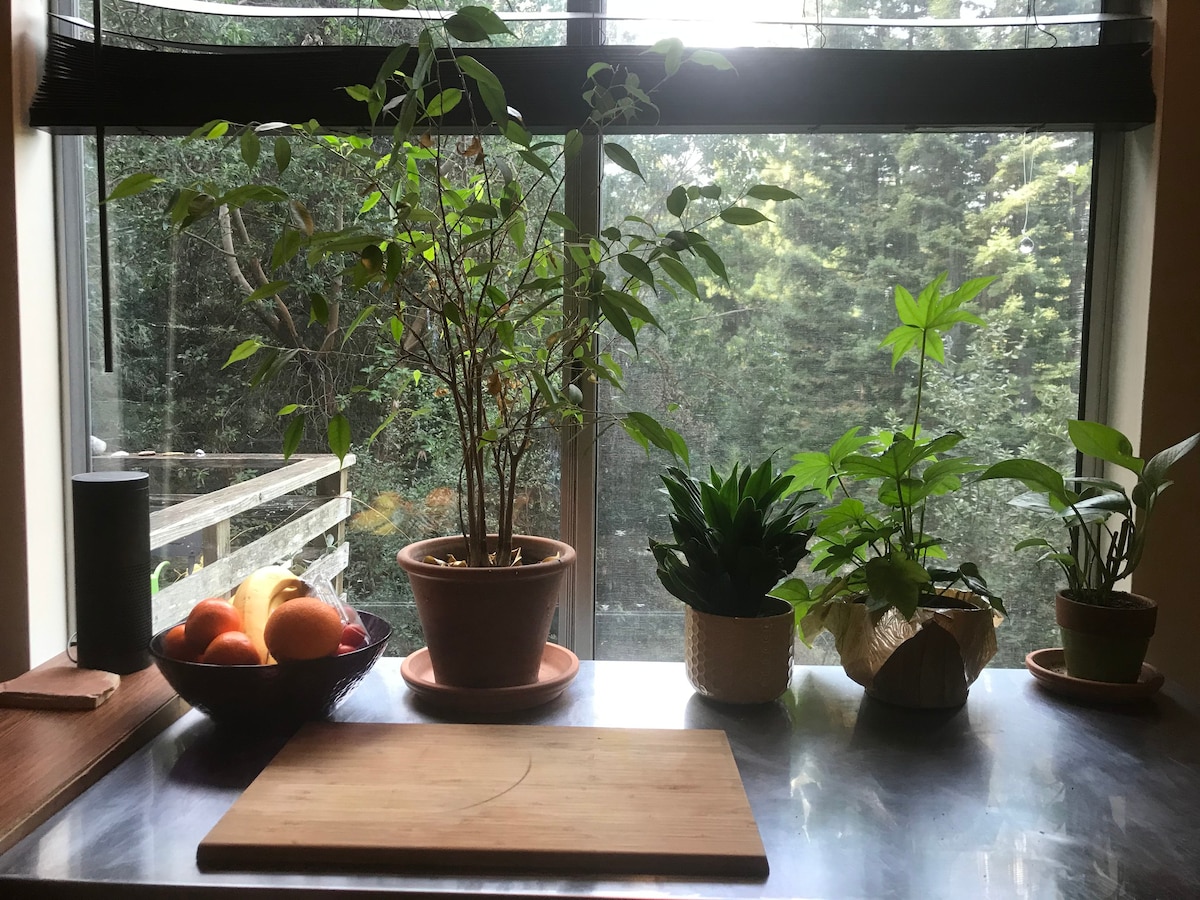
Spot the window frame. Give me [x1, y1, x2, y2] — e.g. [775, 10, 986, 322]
[46, 2, 1151, 659]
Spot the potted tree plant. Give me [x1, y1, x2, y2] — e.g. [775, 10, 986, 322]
[111, 4, 794, 690]
[980, 421, 1199, 684]
[773, 273, 1007, 709]
[650, 460, 818, 704]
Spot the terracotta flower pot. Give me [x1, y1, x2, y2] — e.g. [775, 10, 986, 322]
[830, 590, 998, 709]
[683, 596, 795, 704]
[396, 534, 575, 689]
[1056, 590, 1156, 683]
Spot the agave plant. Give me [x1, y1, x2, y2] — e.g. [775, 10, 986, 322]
[650, 461, 818, 618]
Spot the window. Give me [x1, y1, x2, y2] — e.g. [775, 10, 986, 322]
[40, 0, 1151, 662]
[595, 131, 1094, 667]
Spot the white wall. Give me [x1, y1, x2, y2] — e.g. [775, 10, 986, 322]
[1, 0, 67, 680]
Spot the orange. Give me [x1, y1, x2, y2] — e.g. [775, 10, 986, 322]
[264, 598, 343, 661]
[200, 630, 263, 666]
[162, 624, 199, 662]
[185, 598, 243, 654]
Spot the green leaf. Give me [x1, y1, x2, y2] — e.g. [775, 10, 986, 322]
[863, 554, 931, 620]
[894, 284, 920, 326]
[457, 56, 508, 124]
[244, 280, 288, 303]
[341, 305, 378, 348]
[1067, 420, 1143, 474]
[344, 84, 372, 102]
[745, 184, 799, 201]
[693, 243, 728, 284]
[327, 413, 351, 463]
[222, 339, 262, 369]
[360, 191, 383, 214]
[597, 294, 637, 347]
[880, 324, 921, 369]
[603, 142, 645, 181]
[563, 129, 583, 162]
[719, 206, 771, 226]
[622, 412, 686, 463]
[687, 49, 734, 71]
[602, 289, 660, 329]
[980, 459, 1068, 498]
[359, 244, 384, 274]
[461, 202, 499, 219]
[366, 409, 400, 449]
[518, 148, 552, 175]
[769, 578, 810, 605]
[269, 228, 302, 270]
[444, 12, 488, 42]
[649, 37, 685, 76]
[656, 256, 699, 297]
[105, 173, 163, 202]
[425, 88, 463, 118]
[308, 292, 328, 326]
[1143, 431, 1200, 492]
[666, 186, 688, 218]
[617, 252, 656, 287]
[546, 210, 577, 232]
[492, 120, 527, 148]
[282, 413, 305, 459]
[372, 42, 411, 89]
[1015, 537, 1057, 552]
[274, 137, 292, 174]
[451, 5, 513, 38]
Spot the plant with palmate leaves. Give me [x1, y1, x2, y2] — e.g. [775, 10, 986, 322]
[109, 2, 797, 568]
[650, 461, 819, 618]
[771, 273, 1007, 640]
[980, 421, 1200, 606]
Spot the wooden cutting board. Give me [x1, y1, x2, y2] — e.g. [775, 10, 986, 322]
[198, 722, 768, 878]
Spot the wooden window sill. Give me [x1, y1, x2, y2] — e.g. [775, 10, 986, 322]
[0, 653, 186, 854]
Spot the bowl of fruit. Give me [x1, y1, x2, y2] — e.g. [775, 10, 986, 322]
[150, 565, 392, 726]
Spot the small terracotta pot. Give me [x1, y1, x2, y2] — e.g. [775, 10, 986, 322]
[396, 534, 575, 689]
[683, 596, 794, 704]
[1056, 590, 1156, 684]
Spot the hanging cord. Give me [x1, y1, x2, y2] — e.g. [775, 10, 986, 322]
[93, 0, 114, 372]
[1028, 0, 1058, 49]
[1018, 130, 1035, 255]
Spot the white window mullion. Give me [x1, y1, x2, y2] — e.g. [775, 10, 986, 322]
[559, 0, 605, 658]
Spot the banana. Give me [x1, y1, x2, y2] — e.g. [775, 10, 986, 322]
[232, 565, 309, 664]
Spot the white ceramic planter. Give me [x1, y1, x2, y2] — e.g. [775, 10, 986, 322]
[683, 596, 794, 704]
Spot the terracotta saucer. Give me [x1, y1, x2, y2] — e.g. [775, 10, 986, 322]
[400, 643, 579, 714]
[1025, 648, 1164, 704]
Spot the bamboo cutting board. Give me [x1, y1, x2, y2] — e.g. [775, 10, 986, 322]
[198, 722, 768, 878]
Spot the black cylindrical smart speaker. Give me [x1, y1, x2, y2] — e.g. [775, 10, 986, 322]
[72, 471, 152, 674]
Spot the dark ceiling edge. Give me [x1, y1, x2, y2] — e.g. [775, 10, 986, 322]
[30, 38, 1155, 135]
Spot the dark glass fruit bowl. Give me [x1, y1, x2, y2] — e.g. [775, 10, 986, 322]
[149, 610, 391, 726]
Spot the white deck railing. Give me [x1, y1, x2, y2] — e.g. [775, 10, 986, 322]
[95, 453, 355, 631]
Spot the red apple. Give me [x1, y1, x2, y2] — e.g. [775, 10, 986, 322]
[337, 643, 357, 655]
[340, 623, 368, 649]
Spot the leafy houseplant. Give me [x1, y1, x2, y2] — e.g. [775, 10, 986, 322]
[650, 460, 817, 703]
[980, 421, 1200, 682]
[112, 3, 793, 688]
[773, 273, 1005, 708]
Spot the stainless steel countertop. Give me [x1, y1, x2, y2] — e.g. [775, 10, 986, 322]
[2, 659, 1198, 899]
